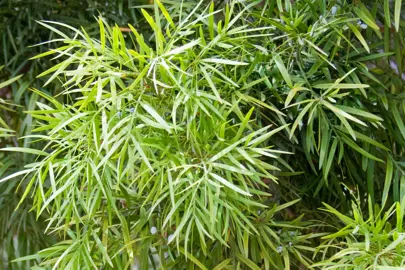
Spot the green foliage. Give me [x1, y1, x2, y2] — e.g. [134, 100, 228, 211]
[0, 66, 21, 138]
[5, 3, 316, 268]
[314, 198, 405, 269]
[0, 68, 53, 270]
[0, 0, 405, 269]
[0, 0, 147, 268]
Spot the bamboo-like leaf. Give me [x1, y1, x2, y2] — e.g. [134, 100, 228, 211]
[348, 23, 370, 53]
[334, 105, 382, 121]
[290, 101, 314, 138]
[201, 58, 248, 66]
[285, 87, 309, 107]
[313, 83, 369, 89]
[201, 65, 221, 102]
[323, 138, 338, 181]
[274, 54, 292, 87]
[235, 253, 262, 270]
[381, 159, 394, 208]
[340, 135, 383, 162]
[0, 147, 48, 156]
[156, 0, 175, 28]
[165, 39, 200, 56]
[209, 173, 251, 196]
[394, 0, 402, 32]
[141, 102, 171, 132]
[391, 102, 405, 140]
[0, 74, 23, 89]
[353, 5, 380, 30]
[322, 100, 367, 127]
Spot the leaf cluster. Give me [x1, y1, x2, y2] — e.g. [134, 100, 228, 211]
[1, 0, 405, 269]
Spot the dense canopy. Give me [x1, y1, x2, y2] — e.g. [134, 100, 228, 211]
[0, 0, 405, 269]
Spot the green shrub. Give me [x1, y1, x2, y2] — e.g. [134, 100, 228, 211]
[0, 1, 146, 268]
[1, 0, 405, 269]
[314, 198, 405, 269]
